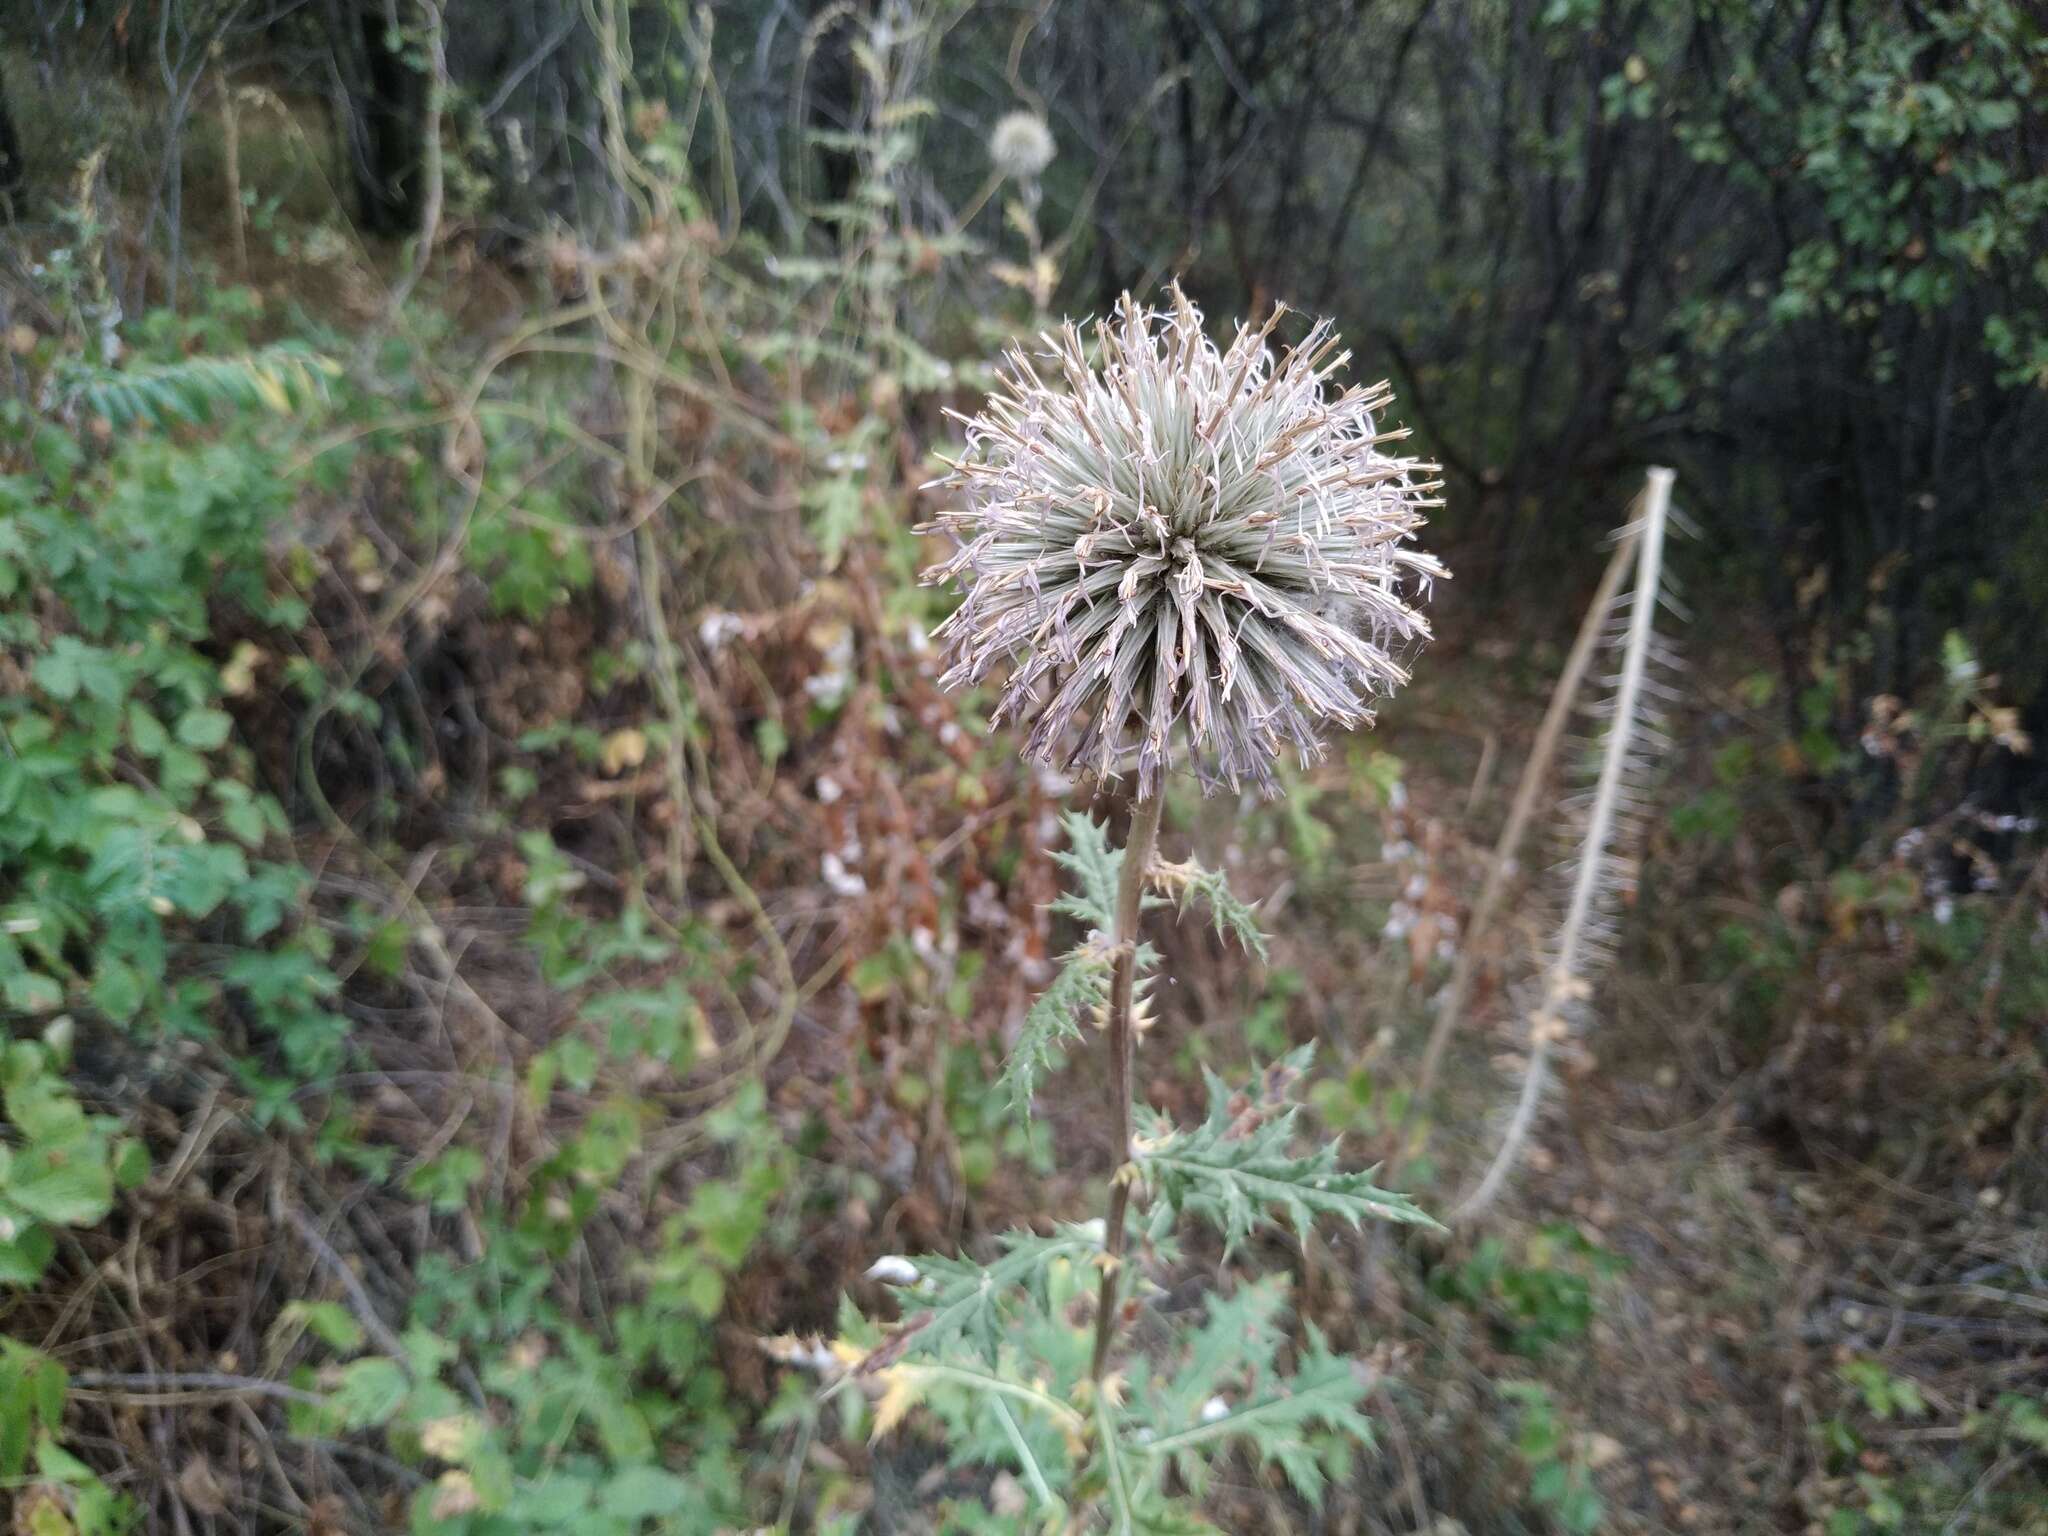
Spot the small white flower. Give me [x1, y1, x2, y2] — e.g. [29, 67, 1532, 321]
[1200, 1396, 1230, 1423]
[697, 611, 744, 651]
[822, 852, 867, 898]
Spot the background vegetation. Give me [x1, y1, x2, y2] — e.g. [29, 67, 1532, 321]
[0, 1, 2043, 1532]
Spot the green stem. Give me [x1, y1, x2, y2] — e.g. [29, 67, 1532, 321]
[1089, 791, 1163, 1385]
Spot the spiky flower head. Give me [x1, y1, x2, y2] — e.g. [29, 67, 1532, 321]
[988, 111, 1056, 181]
[924, 284, 1444, 799]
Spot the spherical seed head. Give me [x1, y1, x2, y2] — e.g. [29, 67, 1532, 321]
[989, 111, 1056, 181]
[924, 284, 1446, 799]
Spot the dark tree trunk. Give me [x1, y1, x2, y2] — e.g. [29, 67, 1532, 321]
[357, 3, 425, 234]
[0, 69, 22, 197]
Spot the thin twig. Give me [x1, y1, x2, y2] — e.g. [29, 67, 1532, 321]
[282, 1206, 409, 1361]
[69, 1371, 325, 1407]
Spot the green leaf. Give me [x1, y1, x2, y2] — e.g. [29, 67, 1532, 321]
[281, 1300, 365, 1352]
[330, 1357, 409, 1428]
[90, 957, 147, 1022]
[1139, 1326, 1373, 1504]
[1149, 1277, 1290, 1435]
[891, 1225, 1101, 1366]
[2, 971, 63, 1015]
[0, 1226, 57, 1284]
[519, 1476, 594, 1522]
[175, 709, 233, 751]
[126, 705, 168, 759]
[1134, 1047, 1438, 1253]
[599, 1465, 691, 1520]
[6, 1150, 115, 1228]
[1151, 858, 1268, 960]
[998, 944, 1111, 1116]
[1050, 813, 1124, 930]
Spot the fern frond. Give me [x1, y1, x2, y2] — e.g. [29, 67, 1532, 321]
[61, 343, 338, 430]
[1458, 467, 1680, 1219]
[1135, 1047, 1438, 1253]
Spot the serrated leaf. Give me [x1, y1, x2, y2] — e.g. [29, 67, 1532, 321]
[599, 1466, 689, 1519]
[6, 1151, 113, 1228]
[1050, 813, 1123, 930]
[1151, 858, 1268, 960]
[1140, 1326, 1373, 1504]
[1134, 1047, 1438, 1253]
[175, 709, 232, 751]
[889, 1225, 1100, 1366]
[1152, 1278, 1290, 1433]
[998, 944, 1111, 1115]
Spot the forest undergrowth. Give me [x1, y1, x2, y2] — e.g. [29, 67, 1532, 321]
[2, 22, 2045, 1535]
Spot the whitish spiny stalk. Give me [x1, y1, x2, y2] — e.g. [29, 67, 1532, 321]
[1457, 467, 1678, 1219]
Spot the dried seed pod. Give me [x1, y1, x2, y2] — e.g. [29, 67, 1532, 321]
[925, 284, 1443, 797]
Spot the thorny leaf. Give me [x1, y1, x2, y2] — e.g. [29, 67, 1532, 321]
[1149, 857, 1268, 960]
[1134, 1046, 1438, 1254]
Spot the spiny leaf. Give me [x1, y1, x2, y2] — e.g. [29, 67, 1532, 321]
[889, 1226, 1100, 1366]
[1140, 1325, 1373, 1504]
[1150, 857, 1268, 960]
[1151, 1278, 1290, 1434]
[998, 943, 1111, 1115]
[989, 1396, 1065, 1515]
[1134, 1046, 1439, 1253]
[1050, 812, 1123, 930]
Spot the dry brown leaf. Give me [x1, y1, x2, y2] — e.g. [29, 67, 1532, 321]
[599, 728, 649, 776]
[177, 1455, 227, 1516]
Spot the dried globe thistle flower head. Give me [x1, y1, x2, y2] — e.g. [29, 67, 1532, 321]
[989, 110, 1056, 181]
[924, 284, 1445, 799]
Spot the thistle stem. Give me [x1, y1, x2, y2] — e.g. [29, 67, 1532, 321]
[1090, 790, 1163, 1385]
